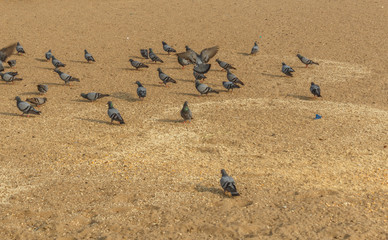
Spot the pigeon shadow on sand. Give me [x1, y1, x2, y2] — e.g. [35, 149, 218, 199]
[261, 73, 286, 78]
[237, 52, 251, 56]
[120, 67, 138, 71]
[286, 94, 312, 101]
[41, 82, 63, 86]
[144, 83, 169, 88]
[34, 58, 48, 62]
[20, 91, 41, 96]
[72, 99, 90, 103]
[0, 112, 21, 117]
[37, 66, 56, 70]
[175, 78, 193, 83]
[70, 60, 90, 64]
[156, 119, 183, 123]
[195, 184, 225, 196]
[111, 92, 139, 102]
[76, 117, 110, 125]
[128, 55, 143, 59]
[174, 92, 200, 97]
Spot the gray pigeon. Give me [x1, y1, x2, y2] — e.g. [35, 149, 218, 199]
[177, 54, 190, 69]
[15, 96, 40, 116]
[149, 48, 163, 63]
[310, 82, 322, 98]
[297, 54, 319, 67]
[0, 43, 17, 62]
[0, 61, 4, 72]
[140, 49, 149, 59]
[7, 60, 16, 68]
[193, 70, 206, 81]
[129, 59, 149, 70]
[16, 42, 25, 54]
[216, 59, 236, 70]
[195, 79, 219, 95]
[220, 169, 240, 196]
[54, 69, 80, 85]
[51, 56, 66, 68]
[282, 62, 294, 77]
[26, 97, 47, 107]
[45, 50, 52, 60]
[193, 63, 211, 74]
[107, 101, 125, 124]
[135, 81, 146, 99]
[162, 41, 176, 55]
[226, 69, 244, 85]
[0, 72, 22, 83]
[222, 81, 240, 92]
[178, 45, 219, 65]
[251, 41, 259, 55]
[180, 101, 193, 123]
[157, 68, 176, 86]
[80, 92, 110, 101]
[37, 84, 48, 94]
[84, 49, 95, 62]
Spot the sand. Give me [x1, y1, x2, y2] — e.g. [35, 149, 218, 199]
[0, 0, 387, 239]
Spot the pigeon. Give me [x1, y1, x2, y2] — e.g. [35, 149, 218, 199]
[222, 81, 240, 92]
[178, 45, 219, 65]
[0, 61, 4, 72]
[193, 70, 206, 81]
[149, 48, 163, 63]
[282, 62, 295, 77]
[54, 69, 80, 85]
[310, 82, 322, 98]
[226, 69, 244, 85]
[0, 72, 22, 83]
[297, 54, 319, 67]
[45, 50, 52, 60]
[162, 41, 176, 55]
[157, 68, 176, 86]
[107, 101, 125, 124]
[129, 59, 149, 70]
[37, 84, 48, 94]
[51, 56, 66, 68]
[80, 92, 110, 101]
[177, 55, 190, 69]
[0, 43, 17, 62]
[216, 59, 236, 71]
[220, 169, 240, 196]
[140, 49, 149, 59]
[180, 101, 193, 123]
[251, 41, 259, 55]
[26, 97, 47, 107]
[7, 60, 16, 68]
[15, 96, 41, 117]
[16, 42, 25, 54]
[84, 49, 95, 62]
[135, 81, 146, 99]
[195, 79, 219, 95]
[193, 63, 211, 74]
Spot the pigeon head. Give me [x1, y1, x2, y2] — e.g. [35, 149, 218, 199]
[185, 46, 191, 51]
[84, 49, 88, 53]
[135, 81, 142, 86]
[80, 93, 87, 98]
[129, 59, 133, 62]
[107, 101, 114, 108]
[221, 169, 228, 177]
[149, 48, 153, 52]
[17, 42, 20, 45]
[162, 41, 166, 45]
[15, 96, 21, 102]
[216, 59, 220, 62]
[48, 49, 51, 52]
[282, 62, 286, 65]
[297, 54, 301, 58]
[43, 97, 47, 101]
[157, 68, 162, 72]
[311, 82, 315, 85]
[254, 41, 258, 45]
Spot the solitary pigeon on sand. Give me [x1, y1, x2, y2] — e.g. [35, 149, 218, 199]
[310, 82, 322, 98]
[51, 56, 66, 68]
[37, 84, 48, 94]
[220, 169, 240, 196]
[157, 68, 176, 86]
[16, 42, 25, 54]
[84, 49, 95, 62]
[80, 92, 109, 101]
[149, 48, 163, 63]
[45, 50, 52, 60]
[135, 81, 146, 99]
[0, 43, 17, 62]
[226, 69, 244, 85]
[162, 41, 176, 55]
[7, 60, 16, 68]
[15, 96, 40, 116]
[222, 81, 240, 92]
[216, 59, 236, 70]
[297, 54, 319, 67]
[250, 41, 259, 55]
[140, 49, 149, 59]
[107, 101, 125, 124]
[181, 101, 193, 123]
[282, 62, 295, 77]
[195, 79, 219, 95]
[26, 97, 47, 107]
[54, 69, 80, 85]
[129, 59, 149, 70]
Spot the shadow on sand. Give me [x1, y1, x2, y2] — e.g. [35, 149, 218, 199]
[261, 73, 286, 78]
[110, 92, 139, 102]
[195, 184, 226, 196]
[286, 94, 312, 101]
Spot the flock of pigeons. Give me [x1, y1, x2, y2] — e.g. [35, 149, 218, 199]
[0, 40, 322, 196]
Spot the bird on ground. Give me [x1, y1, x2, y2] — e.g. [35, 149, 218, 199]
[0, 61, 4, 72]
[7, 60, 16, 68]
[310, 82, 322, 98]
[140, 49, 149, 59]
[181, 101, 193, 123]
[193, 63, 211, 74]
[162, 41, 176, 55]
[251, 41, 259, 55]
[297, 54, 319, 67]
[107, 101, 125, 124]
[84, 49, 95, 62]
[0, 43, 17, 62]
[80, 92, 110, 101]
[216, 59, 236, 71]
[149, 48, 163, 63]
[54, 69, 80, 85]
[15, 96, 40, 117]
[45, 50, 52, 60]
[282, 62, 295, 77]
[0, 72, 22, 83]
[195, 79, 219, 95]
[226, 69, 244, 85]
[51, 56, 66, 68]
[222, 81, 240, 92]
[177, 55, 190, 69]
[157, 68, 176, 86]
[26, 97, 47, 107]
[220, 169, 240, 196]
[129, 59, 149, 70]
[135, 81, 146, 99]
[37, 84, 48, 94]
[16, 42, 25, 54]
[193, 70, 206, 81]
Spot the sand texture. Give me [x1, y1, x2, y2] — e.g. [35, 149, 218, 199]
[0, 0, 387, 239]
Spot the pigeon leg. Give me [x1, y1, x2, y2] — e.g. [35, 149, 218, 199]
[306, 64, 308, 68]
[182, 66, 185, 69]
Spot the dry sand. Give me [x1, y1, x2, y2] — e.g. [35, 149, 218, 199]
[0, 0, 387, 239]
